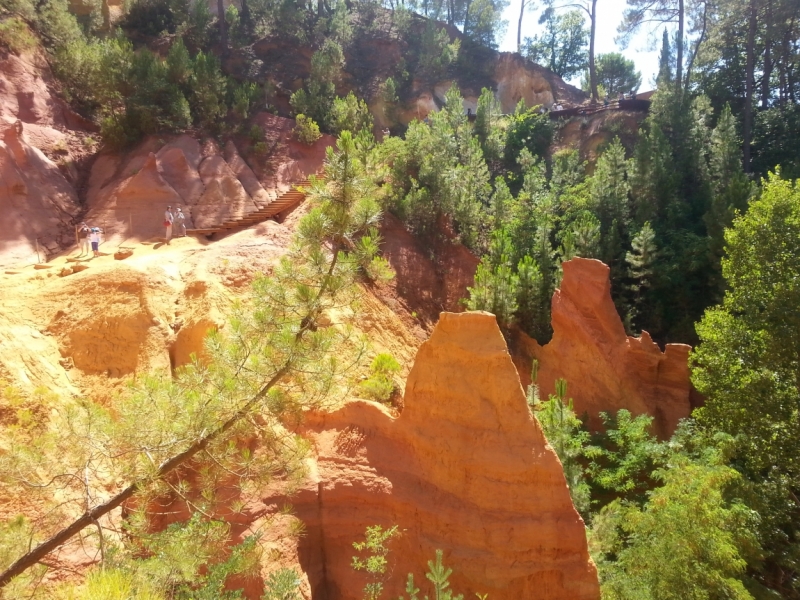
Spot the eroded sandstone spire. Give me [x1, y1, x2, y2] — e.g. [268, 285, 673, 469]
[517, 257, 693, 438]
[286, 311, 600, 600]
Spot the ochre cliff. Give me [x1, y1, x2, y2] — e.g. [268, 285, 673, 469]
[515, 258, 692, 438]
[267, 312, 600, 600]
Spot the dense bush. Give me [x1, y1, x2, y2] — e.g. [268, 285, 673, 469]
[0, 16, 35, 53]
[294, 114, 322, 144]
[329, 91, 373, 135]
[360, 353, 401, 402]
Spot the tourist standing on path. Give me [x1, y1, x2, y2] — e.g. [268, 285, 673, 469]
[175, 207, 186, 237]
[89, 227, 103, 257]
[164, 206, 174, 241]
[77, 223, 90, 256]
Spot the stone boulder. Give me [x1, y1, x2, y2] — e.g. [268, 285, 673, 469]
[516, 258, 692, 438]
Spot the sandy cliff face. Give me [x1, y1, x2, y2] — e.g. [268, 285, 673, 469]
[269, 312, 600, 600]
[84, 122, 333, 245]
[0, 120, 81, 267]
[515, 258, 692, 438]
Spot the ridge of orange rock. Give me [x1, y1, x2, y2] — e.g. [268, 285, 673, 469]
[517, 257, 692, 438]
[276, 311, 599, 600]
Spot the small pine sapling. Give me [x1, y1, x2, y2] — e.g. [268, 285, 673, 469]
[261, 568, 302, 600]
[360, 354, 401, 403]
[351, 525, 400, 600]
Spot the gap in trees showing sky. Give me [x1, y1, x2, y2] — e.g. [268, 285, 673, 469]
[499, 0, 667, 91]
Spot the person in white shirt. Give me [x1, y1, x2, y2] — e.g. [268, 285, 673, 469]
[77, 223, 90, 256]
[89, 227, 103, 257]
[175, 207, 186, 237]
[164, 206, 174, 241]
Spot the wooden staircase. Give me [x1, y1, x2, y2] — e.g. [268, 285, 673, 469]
[186, 177, 313, 237]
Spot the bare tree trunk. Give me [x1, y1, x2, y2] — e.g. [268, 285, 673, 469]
[517, 0, 527, 53]
[761, 0, 773, 108]
[218, 0, 227, 50]
[684, 0, 708, 92]
[588, 0, 598, 100]
[676, 0, 684, 89]
[744, 0, 758, 173]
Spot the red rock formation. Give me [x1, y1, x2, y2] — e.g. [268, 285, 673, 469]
[224, 140, 271, 205]
[516, 258, 692, 438]
[157, 146, 205, 205]
[0, 121, 80, 267]
[194, 155, 258, 228]
[278, 312, 599, 600]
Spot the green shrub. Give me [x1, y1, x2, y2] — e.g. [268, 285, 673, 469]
[360, 353, 400, 402]
[329, 91, 373, 135]
[294, 114, 322, 145]
[249, 124, 264, 144]
[505, 103, 554, 168]
[262, 568, 302, 600]
[0, 17, 36, 53]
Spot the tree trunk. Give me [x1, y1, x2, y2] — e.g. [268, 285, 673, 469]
[684, 0, 708, 93]
[517, 0, 526, 53]
[218, 0, 227, 50]
[0, 358, 291, 588]
[675, 0, 684, 89]
[589, 0, 598, 100]
[744, 0, 758, 173]
[761, 0, 773, 108]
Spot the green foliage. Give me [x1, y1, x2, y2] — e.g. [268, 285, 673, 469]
[123, 0, 185, 36]
[591, 53, 642, 96]
[126, 49, 192, 136]
[0, 131, 385, 591]
[34, 0, 82, 48]
[61, 568, 164, 600]
[231, 81, 258, 121]
[417, 24, 460, 82]
[584, 410, 664, 509]
[523, 8, 588, 80]
[533, 379, 590, 514]
[290, 39, 344, 127]
[474, 87, 505, 171]
[625, 222, 658, 329]
[294, 114, 322, 145]
[330, 91, 374, 135]
[594, 456, 759, 600]
[753, 104, 800, 181]
[352, 525, 400, 600]
[504, 105, 553, 169]
[693, 174, 800, 589]
[360, 353, 401, 403]
[261, 569, 302, 600]
[399, 550, 465, 600]
[386, 86, 489, 249]
[465, 229, 519, 328]
[0, 17, 35, 53]
[190, 51, 228, 129]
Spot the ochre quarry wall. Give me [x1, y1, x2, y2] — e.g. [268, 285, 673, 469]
[277, 312, 599, 600]
[515, 258, 692, 438]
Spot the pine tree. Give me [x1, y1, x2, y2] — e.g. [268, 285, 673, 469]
[466, 229, 519, 328]
[0, 131, 386, 590]
[705, 104, 753, 293]
[591, 137, 631, 283]
[516, 254, 544, 335]
[626, 221, 658, 330]
[657, 27, 673, 85]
